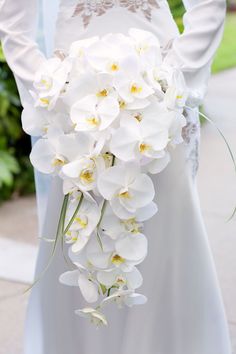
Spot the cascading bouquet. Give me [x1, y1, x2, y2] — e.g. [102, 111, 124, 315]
[22, 28, 188, 326]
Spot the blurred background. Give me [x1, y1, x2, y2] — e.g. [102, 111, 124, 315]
[0, 2, 236, 353]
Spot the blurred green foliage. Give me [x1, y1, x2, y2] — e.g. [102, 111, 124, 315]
[169, 0, 185, 32]
[212, 14, 236, 73]
[0, 45, 35, 202]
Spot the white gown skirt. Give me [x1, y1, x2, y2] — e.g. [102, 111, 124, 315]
[24, 112, 232, 354]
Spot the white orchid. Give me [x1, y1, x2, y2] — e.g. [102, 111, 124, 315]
[69, 36, 99, 59]
[100, 204, 143, 240]
[30, 130, 92, 174]
[143, 151, 171, 174]
[129, 28, 162, 70]
[146, 64, 174, 93]
[86, 232, 147, 272]
[97, 266, 143, 290]
[71, 93, 119, 132]
[62, 155, 105, 192]
[110, 103, 173, 162]
[114, 69, 154, 105]
[101, 289, 147, 308]
[21, 103, 72, 137]
[61, 132, 106, 192]
[97, 162, 155, 219]
[65, 196, 101, 253]
[75, 308, 108, 326]
[29, 127, 68, 174]
[85, 33, 135, 73]
[100, 202, 157, 240]
[164, 69, 188, 111]
[33, 57, 71, 110]
[59, 270, 99, 303]
[114, 232, 148, 267]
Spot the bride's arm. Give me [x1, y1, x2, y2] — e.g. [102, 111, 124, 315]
[165, 0, 226, 97]
[0, 0, 46, 94]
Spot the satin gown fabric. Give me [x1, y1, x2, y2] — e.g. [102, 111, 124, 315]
[0, 0, 232, 353]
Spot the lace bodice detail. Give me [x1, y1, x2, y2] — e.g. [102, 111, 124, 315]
[73, 0, 160, 28]
[55, 0, 179, 53]
[182, 109, 200, 179]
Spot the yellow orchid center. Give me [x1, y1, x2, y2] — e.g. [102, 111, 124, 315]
[116, 276, 126, 285]
[111, 254, 125, 265]
[86, 116, 99, 126]
[176, 94, 183, 99]
[130, 83, 142, 94]
[134, 112, 142, 122]
[97, 89, 108, 97]
[119, 191, 131, 199]
[110, 62, 119, 71]
[77, 48, 84, 57]
[139, 143, 151, 153]
[52, 157, 66, 167]
[80, 169, 94, 184]
[40, 79, 52, 90]
[42, 126, 48, 133]
[122, 218, 141, 234]
[119, 100, 126, 109]
[75, 216, 88, 228]
[136, 43, 149, 54]
[66, 231, 78, 242]
[40, 98, 50, 105]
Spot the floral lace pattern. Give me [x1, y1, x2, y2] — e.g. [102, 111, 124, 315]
[182, 109, 200, 179]
[72, 0, 160, 28]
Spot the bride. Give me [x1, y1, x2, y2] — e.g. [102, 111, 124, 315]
[0, 0, 232, 353]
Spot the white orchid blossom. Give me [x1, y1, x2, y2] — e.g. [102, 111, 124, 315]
[101, 289, 147, 308]
[33, 57, 71, 110]
[69, 36, 99, 59]
[164, 70, 188, 111]
[128, 27, 162, 70]
[114, 68, 154, 104]
[30, 127, 68, 174]
[75, 308, 108, 326]
[71, 93, 119, 132]
[61, 132, 106, 192]
[30, 130, 93, 174]
[65, 196, 101, 253]
[86, 232, 147, 272]
[59, 270, 99, 303]
[110, 103, 173, 162]
[99, 201, 157, 242]
[25, 29, 188, 326]
[22, 103, 72, 137]
[97, 266, 143, 291]
[97, 163, 155, 219]
[85, 33, 135, 73]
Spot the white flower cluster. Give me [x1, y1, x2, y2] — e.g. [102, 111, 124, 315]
[22, 28, 188, 326]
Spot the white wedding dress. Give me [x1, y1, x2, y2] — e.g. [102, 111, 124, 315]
[0, 0, 232, 353]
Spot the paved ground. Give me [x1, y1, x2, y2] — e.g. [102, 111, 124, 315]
[0, 68, 235, 353]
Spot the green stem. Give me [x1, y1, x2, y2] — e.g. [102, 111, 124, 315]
[107, 287, 112, 297]
[24, 194, 69, 293]
[63, 192, 84, 235]
[97, 154, 116, 230]
[96, 229, 104, 251]
[95, 154, 116, 250]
